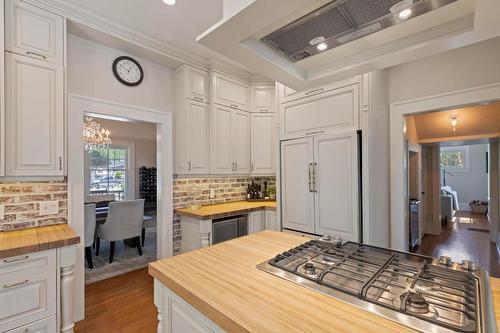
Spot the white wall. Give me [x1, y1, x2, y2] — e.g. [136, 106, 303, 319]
[67, 34, 175, 113]
[443, 144, 489, 209]
[389, 37, 500, 103]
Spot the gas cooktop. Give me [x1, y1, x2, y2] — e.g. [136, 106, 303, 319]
[257, 237, 497, 333]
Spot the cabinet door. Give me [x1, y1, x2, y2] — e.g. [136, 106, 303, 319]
[314, 132, 359, 241]
[211, 105, 234, 174]
[281, 138, 315, 233]
[170, 301, 213, 333]
[187, 100, 210, 174]
[265, 210, 278, 231]
[213, 72, 250, 111]
[251, 113, 276, 175]
[281, 84, 359, 139]
[5, 0, 64, 64]
[187, 67, 209, 103]
[251, 86, 274, 113]
[233, 110, 251, 174]
[5, 53, 64, 176]
[249, 211, 265, 234]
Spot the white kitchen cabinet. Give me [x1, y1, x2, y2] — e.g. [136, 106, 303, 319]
[248, 211, 265, 234]
[280, 77, 359, 104]
[212, 72, 250, 111]
[5, 316, 56, 333]
[5, 52, 64, 176]
[281, 133, 360, 241]
[314, 132, 359, 241]
[251, 113, 276, 175]
[211, 105, 250, 174]
[281, 83, 359, 140]
[265, 210, 278, 231]
[177, 65, 209, 103]
[251, 86, 274, 113]
[281, 138, 315, 234]
[5, 0, 64, 65]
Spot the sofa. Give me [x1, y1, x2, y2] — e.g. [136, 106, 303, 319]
[441, 186, 459, 223]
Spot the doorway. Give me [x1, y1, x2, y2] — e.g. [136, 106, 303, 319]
[68, 95, 173, 321]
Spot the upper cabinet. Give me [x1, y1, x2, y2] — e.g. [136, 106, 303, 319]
[5, 53, 64, 176]
[174, 66, 210, 175]
[212, 72, 250, 111]
[5, 0, 64, 65]
[251, 86, 274, 113]
[280, 83, 359, 140]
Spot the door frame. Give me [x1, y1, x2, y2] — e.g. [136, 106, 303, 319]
[390, 82, 500, 251]
[68, 95, 173, 321]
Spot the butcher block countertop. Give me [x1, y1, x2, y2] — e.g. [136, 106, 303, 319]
[0, 224, 80, 259]
[174, 200, 276, 220]
[149, 230, 500, 333]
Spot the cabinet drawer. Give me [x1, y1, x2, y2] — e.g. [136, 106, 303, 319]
[0, 252, 56, 332]
[5, 315, 56, 333]
[0, 250, 56, 275]
[5, 0, 64, 64]
[281, 84, 359, 140]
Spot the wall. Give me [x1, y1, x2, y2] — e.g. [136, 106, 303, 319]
[67, 34, 175, 113]
[0, 182, 67, 231]
[443, 144, 489, 209]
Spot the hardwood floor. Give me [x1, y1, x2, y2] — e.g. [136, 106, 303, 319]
[74, 268, 157, 333]
[416, 211, 500, 277]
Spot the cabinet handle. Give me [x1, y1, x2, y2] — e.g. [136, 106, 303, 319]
[251, 163, 254, 171]
[259, 109, 269, 113]
[3, 255, 29, 263]
[313, 163, 318, 193]
[193, 96, 204, 102]
[26, 51, 47, 59]
[2, 279, 29, 289]
[59, 157, 62, 171]
[305, 88, 324, 96]
[305, 131, 324, 136]
[308, 163, 313, 192]
[187, 161, 191, 171]
[230, 104, 238, 109]
[235, 162, 238, 171]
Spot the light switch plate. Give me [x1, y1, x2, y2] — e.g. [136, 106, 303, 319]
[39, 201, 59, 216]
[0, 205, 4, 220]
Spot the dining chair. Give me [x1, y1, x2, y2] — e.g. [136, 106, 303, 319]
[84, 204, 96, 269]
[96, 199, 145, 263]
[141, 215, 156, 247]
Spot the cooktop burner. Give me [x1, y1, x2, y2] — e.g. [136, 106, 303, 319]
[257, 238, 497, 333]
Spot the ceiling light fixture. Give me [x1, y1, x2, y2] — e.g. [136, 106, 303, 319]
[449, 114, 460, 133]
[317, 42, 328, 51]
[162, 0, 175, 5]
[398, 8, 412, 20]
[390, 0, 413, 20]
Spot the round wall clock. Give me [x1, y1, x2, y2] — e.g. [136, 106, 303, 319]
[112, 56, 144, 86]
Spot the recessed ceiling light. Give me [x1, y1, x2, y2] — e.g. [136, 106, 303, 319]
[163, 0, 175, 5]
[317, 42, 328, 51]
[398, 8, 412, 20]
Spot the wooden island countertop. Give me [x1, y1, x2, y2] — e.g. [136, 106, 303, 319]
[149, 230, 500, 333]
[174, 200, 276, 220]
[0, 224, 80, 259]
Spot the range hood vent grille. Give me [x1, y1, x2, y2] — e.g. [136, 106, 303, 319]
[261, 0, 458, 62]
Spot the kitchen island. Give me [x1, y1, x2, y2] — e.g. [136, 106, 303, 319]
[149, 230, 500, 332]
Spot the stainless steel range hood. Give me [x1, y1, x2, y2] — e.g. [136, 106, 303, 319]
[261, 0, 459, 62]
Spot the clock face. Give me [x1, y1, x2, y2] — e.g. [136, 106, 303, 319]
[112, 56, 144, 86]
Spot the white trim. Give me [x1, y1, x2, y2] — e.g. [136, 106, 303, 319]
[390, 82, 500, 251]
[68, 95, 173, 321]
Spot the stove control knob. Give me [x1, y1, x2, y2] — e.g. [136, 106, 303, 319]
[439, 256, 452, 266]
[461, 259, 477, 271]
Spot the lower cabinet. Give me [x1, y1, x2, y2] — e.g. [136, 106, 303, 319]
[248, 210, 265, 234]
[5, 316, 56, 333]
[265, 210, 278, 231]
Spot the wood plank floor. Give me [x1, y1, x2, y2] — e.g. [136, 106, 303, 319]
[74, 268, 157, 333]
[417, 211, 500, 277]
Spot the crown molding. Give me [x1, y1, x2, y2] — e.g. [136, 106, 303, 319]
[24, 0, 209, 69]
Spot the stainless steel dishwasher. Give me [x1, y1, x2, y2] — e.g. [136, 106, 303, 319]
[212, 215, 248, 245]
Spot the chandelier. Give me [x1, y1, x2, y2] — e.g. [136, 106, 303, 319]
[83, 117, 111, 151]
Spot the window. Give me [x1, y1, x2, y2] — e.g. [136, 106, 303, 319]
[440, 146, 469, 171]
[88, 145, 132, 200]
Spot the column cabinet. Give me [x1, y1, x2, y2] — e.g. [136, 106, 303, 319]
[3, 0, 65, 177]
[174, 65, 210, 175]
[281, 132, 359, 241]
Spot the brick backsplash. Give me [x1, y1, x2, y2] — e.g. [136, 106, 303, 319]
[172, 176, 276, 255]
[0, 181, 68, 231]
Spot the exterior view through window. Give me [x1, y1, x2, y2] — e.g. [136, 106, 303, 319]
[89, 146, 129, 200]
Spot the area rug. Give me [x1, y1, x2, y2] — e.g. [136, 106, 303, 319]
[85, 228, 157, 284]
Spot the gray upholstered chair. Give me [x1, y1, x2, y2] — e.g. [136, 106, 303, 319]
[96, 199, 145, 263]
[84, 204, 96, 269]
[141, 215, 156, 247]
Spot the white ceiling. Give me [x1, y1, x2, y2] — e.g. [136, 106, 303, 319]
[64, 0, 225, 63]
